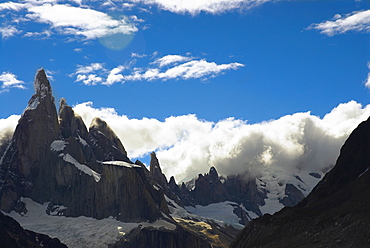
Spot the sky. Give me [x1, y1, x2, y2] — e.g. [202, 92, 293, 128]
[0, 0, 370, 182]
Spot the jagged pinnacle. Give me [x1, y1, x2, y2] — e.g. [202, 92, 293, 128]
[34, 68, 52, 98]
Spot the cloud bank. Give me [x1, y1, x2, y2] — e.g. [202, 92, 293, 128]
[1, 101, 370, 182]
[73, 54, 244, 85]
[309, 9, 370, 36]
[71, 100, 370, 182]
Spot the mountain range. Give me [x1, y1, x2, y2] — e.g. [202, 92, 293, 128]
[0, 69, 369, 247]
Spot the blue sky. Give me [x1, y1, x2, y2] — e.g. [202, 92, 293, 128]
[1, 0, 370, 181]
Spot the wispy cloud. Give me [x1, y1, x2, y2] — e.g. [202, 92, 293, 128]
[309, 9, 370, 36]
[127, 0, 272, 15]
[365, 62, 370, 89]
[0, 26, 21, 38]
[0, 72, 26, 93]
[73, 54, 244, 85]
[0, 1, 139, 40]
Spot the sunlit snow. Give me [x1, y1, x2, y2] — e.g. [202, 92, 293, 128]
[63, 153, 101, 182]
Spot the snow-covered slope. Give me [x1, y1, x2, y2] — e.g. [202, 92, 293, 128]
[4, 198, 176, 248]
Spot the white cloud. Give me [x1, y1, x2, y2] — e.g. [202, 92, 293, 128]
[0, 72, 26, 92]
[72, 100, 370, 183]
[127, 0, 272, 15]
[0, 2, 26, 11]
[0, 1, 139, 40]
[73, 54, 244, 85]
[125, 59, 244, 81]
[131, 52, 147, 58]
[154, 55, 192, 67]
[0, 26, 21, 38]
[309, 9, 370, 36]
[26, 3, 138, 39]
[104, 65, 126, 86]
[365, 62, 370, 89]
[75, 63, 105, 75]
[0, 115, 20, 146]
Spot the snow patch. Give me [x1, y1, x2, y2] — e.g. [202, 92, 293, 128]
[25, 96, 39, 111]
[78, 135, 88, 146]
[50, 140, 67, 152]
[63, 153, 101, 182]
[4, 198, 138, 248]
[185, 201, 240, 224]
[102, 161, 141, 168]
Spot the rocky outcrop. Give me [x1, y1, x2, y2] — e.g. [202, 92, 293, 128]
[150, 152, 168, 190]
[0, 208, 67, 248]
[0, 68, 167, 222]
[89, 117, 131, 163]
[0, 68, 60, 212]
[191, 167, 230, 206]
[223, 174, 266, 216]
[110, 225, 212, 248]
[279, 183, 305, 207]
[231, 117, 370, 248]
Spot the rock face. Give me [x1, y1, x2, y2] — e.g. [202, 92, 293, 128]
[0, 210, 67, 248]
[231, 117, 370, 247]
[110, 225, 212, 248]
[0, 68, 167, 222]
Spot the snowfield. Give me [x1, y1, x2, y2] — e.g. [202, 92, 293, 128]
[3, 198, 177, 248]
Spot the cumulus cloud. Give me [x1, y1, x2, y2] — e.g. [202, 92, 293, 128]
[309, 9, 370, 36]
[72, 54, 244, 85]
[127, 0, 272, 15]
[0, 1, 138, 39]
[72, 100, 370, 183]
[0, 72, 27, 93]
[0, 115, 20, 146]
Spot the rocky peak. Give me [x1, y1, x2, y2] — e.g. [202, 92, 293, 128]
[88, 117, 130, 162]
[59, 98, 88, 140]
[192, 167, 230, 206]
[34, 68, 53, 100]
[208, 166, 219, 181]
[89, 117, 127, 156]
[149, 152, 168, 190]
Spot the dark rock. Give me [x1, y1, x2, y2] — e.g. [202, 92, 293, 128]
[279, 183, 305, 207]
[223, 174, 266, 216]
[0, 68, 60, 212]
[89, 117, 131, 163]
[0, 211, 67, 248]
[191, 167, 230, 206]
[149, 152, 168, 190]
[0, 68, 168, 223]
[111, 224, 212, 248]
[309, 172, 321, 179]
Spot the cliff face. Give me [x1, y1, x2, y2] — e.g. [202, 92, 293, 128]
[0, 68, 167, 222]
[231, 117, 370, 248]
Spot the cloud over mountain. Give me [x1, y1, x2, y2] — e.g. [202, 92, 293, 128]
[1, 100, 370, 183]
[70, 100, 370, 182]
